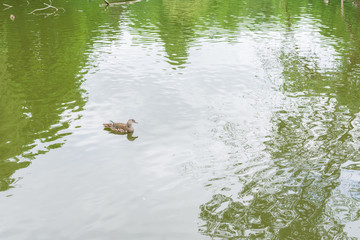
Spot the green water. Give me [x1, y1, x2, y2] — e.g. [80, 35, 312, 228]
[1, 0, 360, 239]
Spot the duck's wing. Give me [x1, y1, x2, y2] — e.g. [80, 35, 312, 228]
[103, 124, 127, 133]
[104, 122, 126, 128]
[113, 122, 128, 130]
[103, 122, 129, 133]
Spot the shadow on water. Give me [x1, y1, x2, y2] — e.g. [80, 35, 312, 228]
[198, 0, 360, 239]
[0, 0, 120, 192]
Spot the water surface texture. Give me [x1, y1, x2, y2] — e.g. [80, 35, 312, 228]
[1, 0, 360, 239]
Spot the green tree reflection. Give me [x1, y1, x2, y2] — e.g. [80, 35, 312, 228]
[0, 1, 114, 191]
[128, 0, 247, 66]
[199, 0, 360, 239]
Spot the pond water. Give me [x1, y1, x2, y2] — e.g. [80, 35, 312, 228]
[1, 0, 360, 239]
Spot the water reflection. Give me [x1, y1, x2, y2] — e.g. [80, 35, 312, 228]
[127, 0, 200, 66]
[1, 0, 360, 238]
[198, 1, 360, 239]
[103, 129, 139, 141]
[126, 132, 138, 141]
[0, 1, 112, 191]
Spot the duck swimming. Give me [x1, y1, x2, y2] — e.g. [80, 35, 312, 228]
[103, 119, 138, 133]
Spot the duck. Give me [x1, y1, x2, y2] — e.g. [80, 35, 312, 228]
[103, 119, 138, 133]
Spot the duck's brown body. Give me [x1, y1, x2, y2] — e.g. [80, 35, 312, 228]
[103, 119, 137, 133]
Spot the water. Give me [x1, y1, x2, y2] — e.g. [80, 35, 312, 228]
[1, 0, 360, 239]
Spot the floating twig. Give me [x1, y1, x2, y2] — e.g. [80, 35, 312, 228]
[28, 1, 65, 17]
[3, 3, 13, 10]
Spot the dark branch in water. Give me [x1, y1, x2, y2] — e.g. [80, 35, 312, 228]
[103, 0, 141, 8]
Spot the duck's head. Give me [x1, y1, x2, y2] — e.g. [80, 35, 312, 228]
[127, 119, 138, 125]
